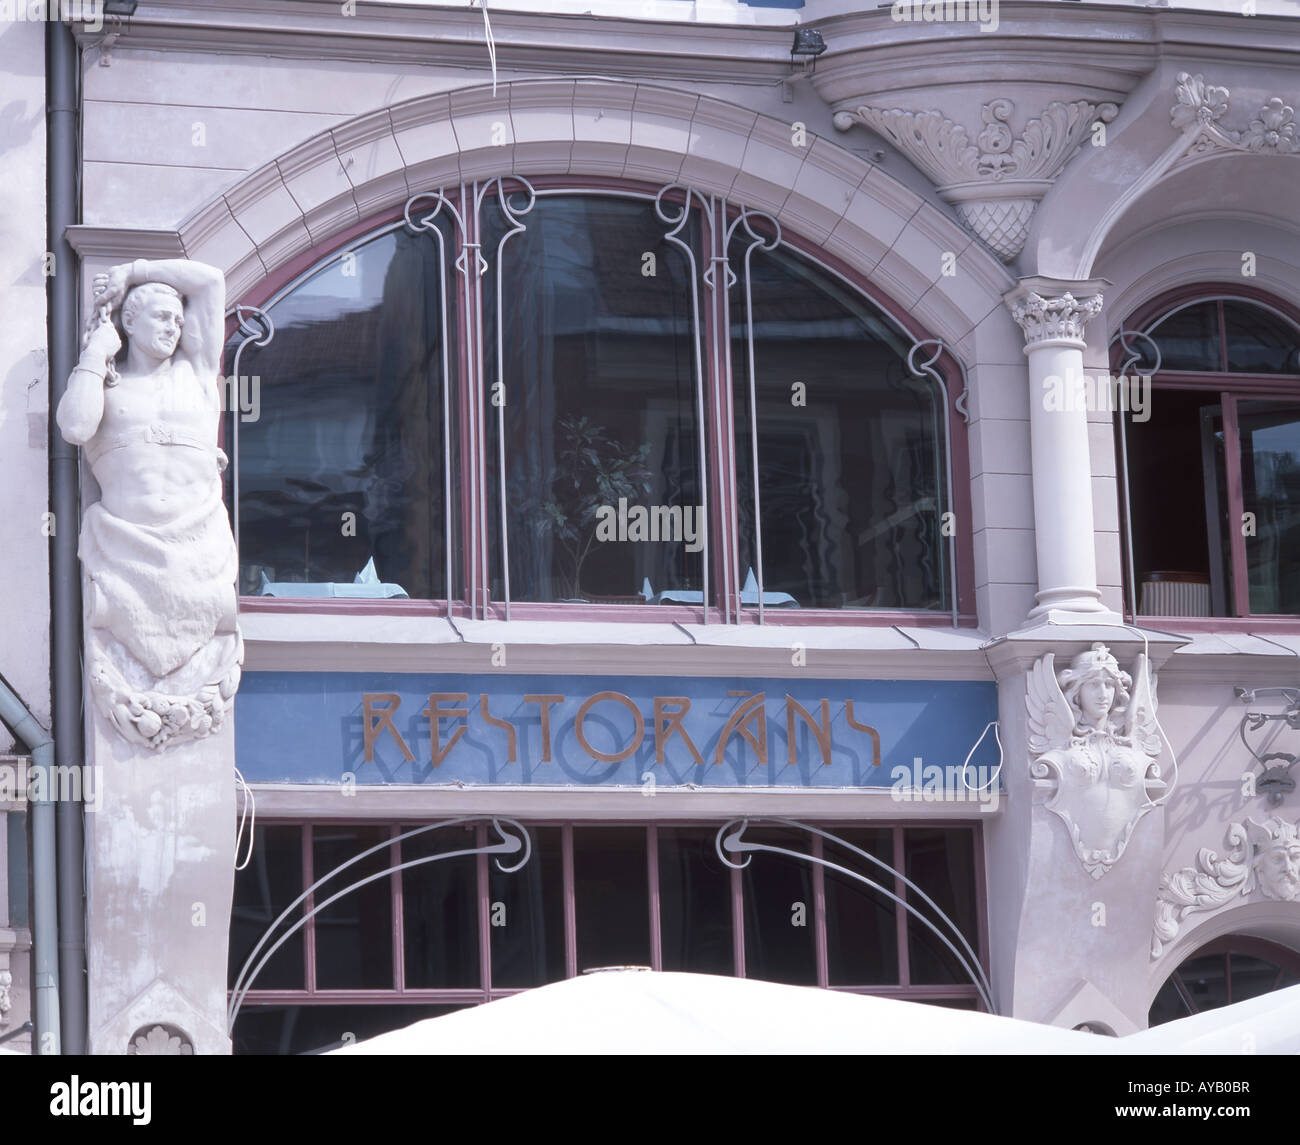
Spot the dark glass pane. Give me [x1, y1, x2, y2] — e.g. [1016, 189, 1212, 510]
[1223, 301, 1300, 374]
[489, 826, 565, 988]
[918, 997, 980, 1011]
[226, 222, 456, 601]
[1230, 953, 1282, 1003]
[6, 810, 27, 928]
[402, 824, 480, 989]
[658, 827, 734, 976]
[1180, 953, 1229, 1010]
[730, 237, 948, 610]
[573, 827, 650, 969]
[741, 826, 817, 986]
[483, 194, 702, 605]
[1121, 392, 1223, 616]
[904, 828, 980, 986]
[1148, 975, 1195, 1026]
[823, 828, 898, 986]
[1237, 401, 1300, 613]
[1147, 301, 1221, 372]
[313, 826, 394, 989]
[232, 1003, 467, 1055]
[228, 825, 304, 990]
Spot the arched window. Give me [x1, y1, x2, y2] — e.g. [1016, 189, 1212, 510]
[1113, 291, 1300, 620]
[227, 181, 964, 621]
[1149, 935, 1300, 1026]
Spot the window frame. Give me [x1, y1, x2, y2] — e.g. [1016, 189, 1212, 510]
[1149, 934, 1300, 1025]
[227, 176, 976, 627]
[1113, 285, 1300, 628]
[229, 817, 989, 1028]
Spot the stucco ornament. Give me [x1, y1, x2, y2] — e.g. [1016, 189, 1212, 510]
[1170, 73, 1300, 163]
[0, 969, 11, 1024]
[833, 98, 1118, 261]
[1026, 643, 1164, 879]
[127, 1023, 195, 1055]
[1151, 817, 1300, 956]
[55, 260, 241, 751]
[1009, 290, 1104, 346]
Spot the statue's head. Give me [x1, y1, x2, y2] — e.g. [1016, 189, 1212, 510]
[1058, 642, 1132, 729]
[121, 282, 184, 364]
[1246, 817, 1300, 901]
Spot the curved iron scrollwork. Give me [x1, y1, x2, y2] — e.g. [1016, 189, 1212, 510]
[227, 817, 531, 1031]
[1235, 686, 1300, 805]
[715, 817, 996, 1013]
[224, 304, 275, 553]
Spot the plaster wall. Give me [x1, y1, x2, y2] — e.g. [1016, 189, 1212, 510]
[0, 17, 50, 1051]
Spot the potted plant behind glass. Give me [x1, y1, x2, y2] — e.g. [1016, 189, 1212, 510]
[530, 415, 655, 601]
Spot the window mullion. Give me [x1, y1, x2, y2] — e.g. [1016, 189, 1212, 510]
[1222, 392, 1252, 617]
[707, 195, 738, 623]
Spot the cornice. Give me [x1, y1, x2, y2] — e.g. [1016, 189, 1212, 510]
[76, 1, 1300, 87]
[76, 0, 797, 81]
[63, 225, 186, 259]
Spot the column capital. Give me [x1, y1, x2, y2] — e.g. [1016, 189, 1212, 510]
[1004, 276, 1109, 349]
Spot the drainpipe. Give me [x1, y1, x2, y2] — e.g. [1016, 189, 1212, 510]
[0, 684, 60, 1054]
[47, 16, 88, 1055]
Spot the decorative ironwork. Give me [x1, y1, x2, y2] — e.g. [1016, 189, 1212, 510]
[655, 183, 715, 623]
[225, 303, 274, 553]
[1234, 687, 1300, 805]
[227, 816, 531, 1031]
[405, 189, 464, 615]
[714, 817, 995, 1012]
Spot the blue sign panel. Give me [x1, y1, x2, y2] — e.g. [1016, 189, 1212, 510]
[235, 673, 997, 788]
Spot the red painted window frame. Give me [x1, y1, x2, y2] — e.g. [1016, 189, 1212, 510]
[227, 177, 977, 627]
[1113, 285, 1300, 629]
[230, 817, 989, 1024]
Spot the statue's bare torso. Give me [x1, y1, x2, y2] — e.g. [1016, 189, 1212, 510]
[88, 360, 222, 528]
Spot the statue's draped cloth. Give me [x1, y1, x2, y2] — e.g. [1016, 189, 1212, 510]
[80, 480, 238, 681]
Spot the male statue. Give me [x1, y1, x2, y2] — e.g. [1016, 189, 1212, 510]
[56, 259, 241, 750]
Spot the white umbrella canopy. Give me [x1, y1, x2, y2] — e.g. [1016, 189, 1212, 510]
[330, 969, 1117, 1055]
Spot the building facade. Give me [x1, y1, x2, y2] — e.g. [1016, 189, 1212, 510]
[3, 0, 1300, 1054]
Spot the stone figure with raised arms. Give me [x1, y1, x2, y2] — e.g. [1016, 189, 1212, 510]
[56, 259, 241, 750]
[1026, 642, 1165, 878]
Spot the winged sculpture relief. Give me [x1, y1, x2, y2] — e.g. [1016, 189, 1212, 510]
[1026, 642, 1165, 878]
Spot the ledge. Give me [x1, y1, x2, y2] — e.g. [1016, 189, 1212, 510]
[64, 226, 185, 260]
[248, 781, 1000, 819]
[240, 611, 996, 678]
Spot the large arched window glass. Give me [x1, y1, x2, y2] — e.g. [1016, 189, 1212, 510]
[226, 180, 963, 621]
[482, 194, 703, 605]
[731, 240, 948, 611]
[1113, 292, 1300, 620]
[225, 222, 456, 602]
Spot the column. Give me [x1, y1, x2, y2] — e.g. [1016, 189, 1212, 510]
[1004, 276, 1119, 624]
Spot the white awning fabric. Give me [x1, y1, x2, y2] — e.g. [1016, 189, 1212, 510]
[329, 971, 1300, 1055]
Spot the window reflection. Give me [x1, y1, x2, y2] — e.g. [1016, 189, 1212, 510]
[226, 225, 454, 600]
[731, 240, 949, 610]
[483, 195, 703, 605]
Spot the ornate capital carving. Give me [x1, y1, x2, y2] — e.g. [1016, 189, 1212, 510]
[835, 98, 1118, 261]
[1026, 643, 1164, 878]
[1009, 289, 1104, 347]
[1152, 816, 1300, 957]
[1170, 73, 1300, 169]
